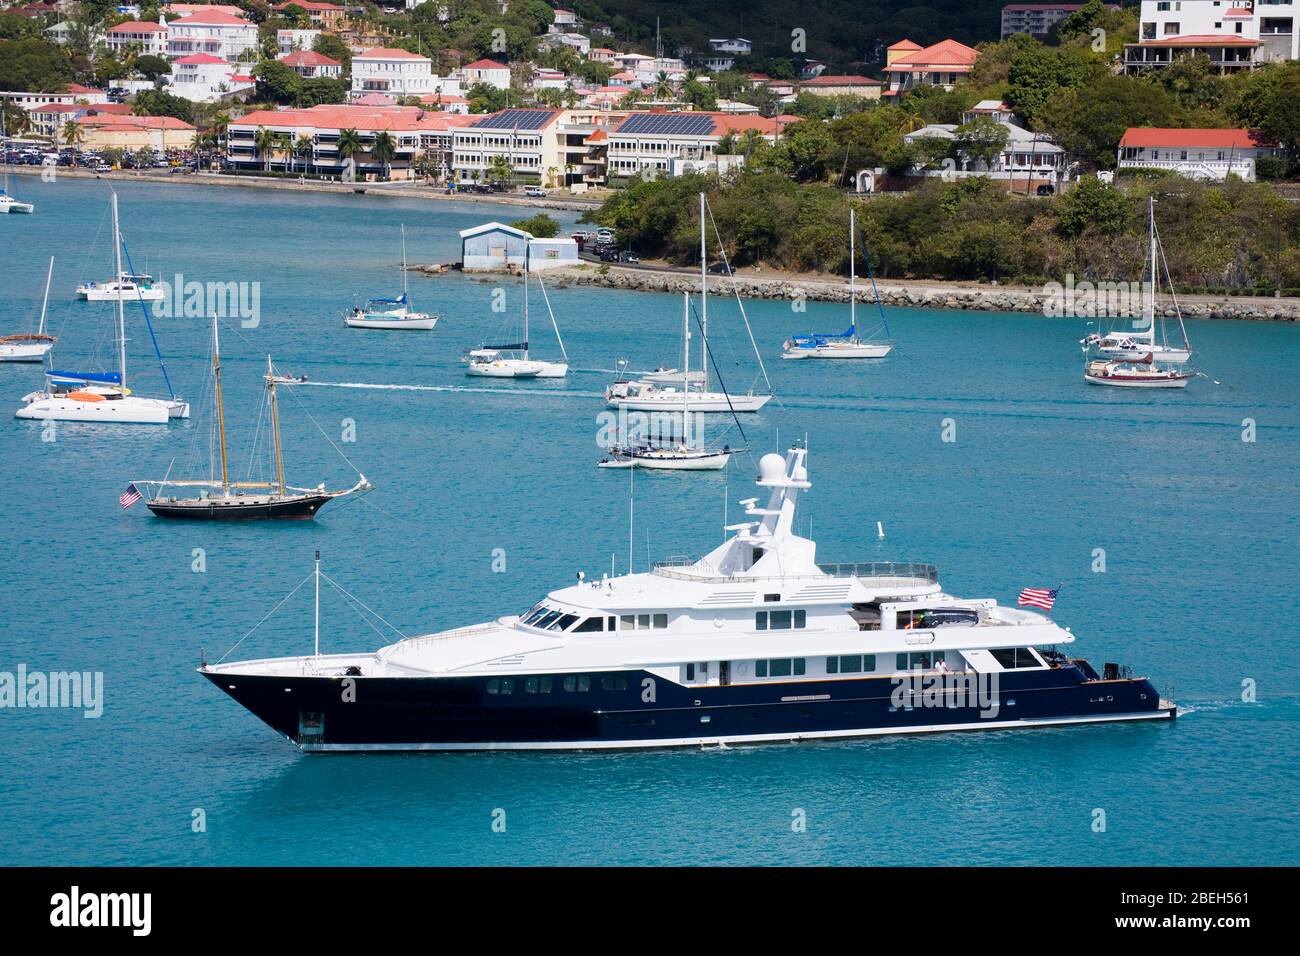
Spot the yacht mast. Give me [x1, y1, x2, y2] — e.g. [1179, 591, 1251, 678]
[1146, 195, 1157, 344]
[267, 355, 285, 496]
[37, 256, 53, 336]
[313, 550, 320, 657]
[682, 291, 690, 447]
[523, 246, 530, 361]
[699, 191, 708, 392]
[400, 224, 409, 303]
[113, 193, 127, 391]
[212, 316, 230, 494]
[849, 206, 857, 334]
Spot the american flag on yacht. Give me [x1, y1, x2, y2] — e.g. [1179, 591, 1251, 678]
[1018, 587, 1058, 611]
[119, 483, 141, 509]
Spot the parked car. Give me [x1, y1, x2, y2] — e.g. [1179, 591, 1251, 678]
[599, 248, 620, 262]
[619, 250, 640, 264]
[524, 185, 546, 197]
[595, 228, 615, 243]
[707, 261, 733, 275]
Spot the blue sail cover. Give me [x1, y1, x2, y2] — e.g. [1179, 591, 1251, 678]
[48, 369, 123, 386]
[367, 293, 408, 306]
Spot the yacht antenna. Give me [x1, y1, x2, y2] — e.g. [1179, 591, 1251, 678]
[699, 191, 708, 392]
[313, 550, 321, 657]
[627, 463, 634, 573]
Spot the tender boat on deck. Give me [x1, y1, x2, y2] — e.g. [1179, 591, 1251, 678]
[201, 446, 1175, 752]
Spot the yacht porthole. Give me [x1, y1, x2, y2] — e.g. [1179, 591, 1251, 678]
[700, 715, 711, 723]
[738, 664, 748, 676]
[713, 616, 724, 628]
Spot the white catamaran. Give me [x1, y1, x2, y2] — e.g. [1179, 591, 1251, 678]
[782, 206, 893, 359]
[0, 256, 56, 362]
[606, 192, 771, 413]
[466, 248, 568, 378]
[16, 194, 190, 423]
[345, 225, 438, 330]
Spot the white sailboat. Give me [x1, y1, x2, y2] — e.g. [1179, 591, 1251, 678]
[607, 192, 771, 414]
[345, 225, 438, 330]
[1084, 196, 1192, 366]
[16, 194, 190, 423]
[76, 272, 165, 302]
[1084, 197, 1193, 389]
[1, 111, 33, 214]
[466, 247, 568, 378]
[782, 207, 893, 359]
[0, 256, 56, 362]
[599, 293, 734, 470]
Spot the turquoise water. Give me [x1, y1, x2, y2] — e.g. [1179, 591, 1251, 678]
[1, 177, 1297, 866]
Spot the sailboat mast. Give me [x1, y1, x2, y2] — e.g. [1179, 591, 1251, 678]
[400, 224, 409, 301]
[699, 192, 708, 393]
[682, 291, 690, 447]
[267, 355, 285, 496]
[38, 256, 53, 336]
[113, 193, 126, 391]
[212, 316, 230, 494]
[1146, 196, 1157, 341]
[849, 206, 857, 333]
[522, 247, 530, 361]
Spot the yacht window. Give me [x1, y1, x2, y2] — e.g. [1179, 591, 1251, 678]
[828, 654, 864, 675]
[548, 613, 579, 631]
[534, 610, 563, 629]
[573, 617, 604, 632]
[795, 610, 806, 628]
[564, 676, 576, 691]
[638, 614, 650, 629]
[756, 660, 768, 677]
[600, 675, 629, 691]
[896, 653, 909, 671]
[620, 614, 635, 630]
[761, 658, 804, 677]
[686, 663, 695, 681]
[755, 611, 768, 630]
[990, 647, 1042, 669]
[522, 607, 550, 626]
[653, 613, 668, 628]
[499, 678, 514, 695]
[578, 676, 590, 692]
[770, 610, 793, 629]
[525, 677, 538, 693]
[539, 677, 553, 693]
[487, 679, 500, 694]
[764, 593, 780, 602]
[607, 616, 616, 631]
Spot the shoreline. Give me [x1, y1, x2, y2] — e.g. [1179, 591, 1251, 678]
[528, 263, 1300, 322]
[3, 164, 603, 211]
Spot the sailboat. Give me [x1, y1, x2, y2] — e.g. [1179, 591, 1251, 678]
[1083, 197, 1191, 365]
[466, 247, 568, 378]
[782, 206, 892, 359]
[0, 256, 56, 362]
[76, 273, 165, 302]
[130, 320, 372, 520]
[606, 192, 771, 413]
[599, 293, 734, 470]
[1083, 196, 1193, 389]
[345, 225, 438, 330]
[16, 194, 190, 423]
[1, 110, 33, 214]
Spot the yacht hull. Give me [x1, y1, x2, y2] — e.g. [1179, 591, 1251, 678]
[1098, 346, 1190, 365]
[14, 394, 188, 423]
[1084, 372, 1191, 388]
[203, 660, 1173, 752]
[609, 394, 770, 413]
[77, 287, 165, 302]
[782, 344, 892, 359]
[599, 451, 730, 470]
[0, 343, 53, 362]
[344, 316, 438, 330]
[466, 361, 544, 378]
[147, 493, 333, 520]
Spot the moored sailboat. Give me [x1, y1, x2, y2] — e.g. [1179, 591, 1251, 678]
[345, 225, 438, 330]
[128, 320, 371, 520]
[1, 111, 33, 214]
[0, 256, 56, 362]
[466, 247, 568, 378]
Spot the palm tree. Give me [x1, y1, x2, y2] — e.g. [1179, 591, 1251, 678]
[370, 130, 396, 181]
[275, 132, 292, 173]
[294, 134, 313, 177]
[337, 128, 362, 179]
[254, 127, 276, 173]
[654, 71, 673, 100]
[61, 120, 84, 163]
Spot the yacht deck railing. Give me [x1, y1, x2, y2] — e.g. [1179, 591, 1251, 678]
[651, 560, 938, 586]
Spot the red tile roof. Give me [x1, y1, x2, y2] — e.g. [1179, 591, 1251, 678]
[800, 74, 881, 87]
[885, 38, 979, 70]
[171, 10, 251, 24]
[887, 39, 922, 51]
[272, 1, 343, 10]
[233, 104, 476, 133]
[356, 47, 430, 60]
[108, 21, 168, 33]
[279, 50, 341, 67]
[463, 58, 509, 70]
[174, 53, 229, 65]
[1119, 127, 1272, 149]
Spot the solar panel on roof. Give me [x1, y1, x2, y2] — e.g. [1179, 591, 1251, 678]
[619, 113, 715, 136]
[471, 108, 558, 130]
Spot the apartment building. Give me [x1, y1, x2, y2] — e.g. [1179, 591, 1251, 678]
[167, 9, 258, 63]
[1125, 0, 1299, 71]
[1000, 4, 1118, 38]
[106, 20, 169, 58]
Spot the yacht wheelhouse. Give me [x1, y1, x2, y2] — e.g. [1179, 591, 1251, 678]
[202, 448, 1175, 751]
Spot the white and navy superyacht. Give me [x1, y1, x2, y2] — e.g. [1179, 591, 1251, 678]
[201, 448, 1176, 751]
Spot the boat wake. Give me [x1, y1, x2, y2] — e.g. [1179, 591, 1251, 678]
[298, 380, 598, 399]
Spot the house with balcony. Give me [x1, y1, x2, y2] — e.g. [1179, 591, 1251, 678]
[167, 9, 258, 63]
[169, 53, 255, 102]
[26, 102, 132, 139]
[277, 29, 322, 56]
[279, 50, 343, 79]
[271, 1, 348, 29]
[1124, 0, 1298, 71]
[1116, 127, 1280, 179]
[903, 101, 1068, 190]
[457, 58, 511, 91]
[605, 111, 787, 184]
[882, 38, 980, 95]
[350, 47, 438, 99]
[106, 20, 169, 58]
[451, 107, 625, 189]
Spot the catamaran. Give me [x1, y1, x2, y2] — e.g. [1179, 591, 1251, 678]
[607, 193, 771, 413]
[1081, 196, 1190, 371]
[345, 225, 438, 330]
[76, 273, 165, 302]
[1, 111, 33, 214]
[782, 207, 893, 359]
[16, 194, 189, 423]
[0, 256, 56, 362]
[129, 318, 371, 520]
[599, 294, 736, 470]
[466, 247, 568, 378]
[200, 444, 1175, 752]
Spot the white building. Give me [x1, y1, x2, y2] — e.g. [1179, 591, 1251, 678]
[167, 10, 258, 63]
[280, 50, 343, 79]
[903, 101, 1068, 189]
[459, 221, 533, 271]
[551, 8, 580, 29]
[1126, 0, 1298, 70]
[350, 48, 438, 99]
[277, 28, 322, 57]
[458, 58, 512, 91]
[532, 68, 570, 91]
[606, 111, 784, 181]
[526, 236, 580, 270]
[169, 52, 255, 102]
[542, 32, 591, 55]
[106, 20, 169, 59]
[1116, 127, 1280, 180]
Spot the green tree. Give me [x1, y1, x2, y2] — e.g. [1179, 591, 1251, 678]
[1054, 176, 1131, 237]
[784, 119, 836, 182]
[953, 116, 1010, 169]
[253, 58, 300, 105]
[511, 212, 560, 237]
[0, 37, 73, 91]
[370, 130, 396, 179]
[60, 119, 84, 159]
[132, 89, 196, 124]
[1006, 41, 1105, 121]
[312, 33, 352, 75]
[337, 127, 362, 176]
[254, 126, 276, 173]
[133, 54, 169, 80]
[1039, 73, 1181, 168]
